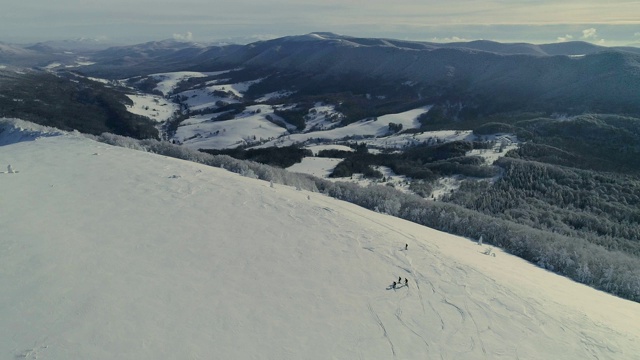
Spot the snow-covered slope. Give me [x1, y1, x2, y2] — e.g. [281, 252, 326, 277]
[1, 119, 639, 359]
[125, 94, 178, 123]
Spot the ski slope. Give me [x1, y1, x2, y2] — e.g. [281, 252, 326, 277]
[1, 119, 639, 359]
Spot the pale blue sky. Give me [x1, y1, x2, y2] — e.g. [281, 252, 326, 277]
[2, 0, 639, 45]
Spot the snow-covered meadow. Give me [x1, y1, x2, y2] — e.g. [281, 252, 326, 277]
[149, 71, 229, 96]
[1, 118, 639, 359]
[125, 94, 178, 123]
[173, 104, 291, 149]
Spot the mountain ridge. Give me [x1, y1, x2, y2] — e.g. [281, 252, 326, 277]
[5, 32, 636, 115]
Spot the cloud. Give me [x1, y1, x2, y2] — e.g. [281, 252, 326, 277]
[431, 36, 467, 43]
[173, 31, 193, 41]
[582, 28, 597, 39]
[635, 32, 640, 38]
[580, 28, 605, 44]
[557, 34, 573, 42]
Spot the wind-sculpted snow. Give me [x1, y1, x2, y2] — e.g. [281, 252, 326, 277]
[1, 124, 639, 359]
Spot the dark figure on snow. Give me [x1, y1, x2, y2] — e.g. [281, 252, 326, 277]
[392, 281, 397, 289]
[398, 276, 402, 283]
[405, 278, 408, 286]
[405, 244, 408, 250]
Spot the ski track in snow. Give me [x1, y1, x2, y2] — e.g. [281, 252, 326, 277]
[270, 186, 495, 359]
[368, 303, 397, 358]
[308, 192, 633, 359]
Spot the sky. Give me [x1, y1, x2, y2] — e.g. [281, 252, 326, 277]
[2, 0, 640, 46]
[2, 117, 640, 359]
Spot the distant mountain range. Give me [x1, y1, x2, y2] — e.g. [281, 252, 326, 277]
[76, 33, 640, 115]
[2, 32, 640, 116]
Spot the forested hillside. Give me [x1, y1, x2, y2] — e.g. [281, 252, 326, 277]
[0, 70, 158, 139]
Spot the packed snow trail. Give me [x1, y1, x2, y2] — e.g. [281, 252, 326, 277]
[1, 121, 639, 359]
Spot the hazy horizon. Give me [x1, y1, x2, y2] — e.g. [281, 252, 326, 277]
[2, 1, 639, 46]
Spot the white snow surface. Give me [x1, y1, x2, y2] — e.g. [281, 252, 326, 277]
[261, 106, 434, 148]
[204, 78, 262, 98]
[175, 104, 291, 149]
[2, 118, 639, 359]
[287, 157, 345, 178]
[150, 71, 228, 95]
[176, 87, 240, 112]
[125, 94, 178, 123]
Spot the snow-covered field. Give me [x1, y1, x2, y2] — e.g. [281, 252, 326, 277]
[174, 104, 291, 149]
[150, 71, 229, 95]
[125, 94, 178, 123]
[2, 118, 639, 359]
[259, 106, 439, 148]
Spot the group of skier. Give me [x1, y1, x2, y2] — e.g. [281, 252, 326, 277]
[392, 277, 409, 289]
[391, 244, 410, 289]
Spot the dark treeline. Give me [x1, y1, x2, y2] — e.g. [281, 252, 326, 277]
[201, 144, 312, 168]
[443, 158, 640, 256]
[472, 114, 640, 175]
[0, 71, 158, 139]
[512, 115, 640, 175]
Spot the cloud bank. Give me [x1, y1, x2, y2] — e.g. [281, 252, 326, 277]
[0, 1, 639, 45]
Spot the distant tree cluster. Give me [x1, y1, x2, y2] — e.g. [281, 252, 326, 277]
[125, 76, 164, 96]
[330, 158, 383, 179]
[201, 144, 312, 168]
[316, 149, 353, 158]
[388, 122, 403, 133]
[272, 107, 308, 131]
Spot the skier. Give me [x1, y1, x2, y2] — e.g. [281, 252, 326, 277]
[392, 281, 397, 289]
[404, 278, 408, 287]
[398, 276, 402, 283]
[405, 243, 408, 250]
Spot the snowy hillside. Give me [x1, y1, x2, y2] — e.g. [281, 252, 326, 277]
[125, 94, 178, 123]
[1, 119, 639, 359]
